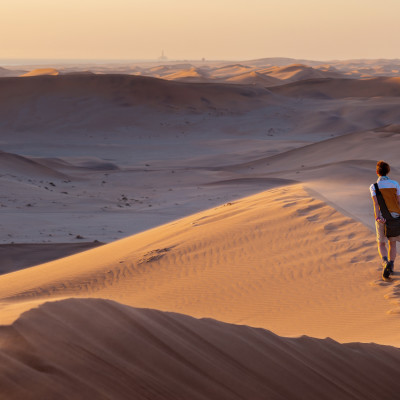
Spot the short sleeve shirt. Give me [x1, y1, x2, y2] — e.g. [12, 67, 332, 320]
[370, 176, 400, 214]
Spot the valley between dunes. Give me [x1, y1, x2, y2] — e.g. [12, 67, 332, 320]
[1, 60, 400, 399]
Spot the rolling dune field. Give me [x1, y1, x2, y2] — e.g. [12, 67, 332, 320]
[1, 59, 400, 398]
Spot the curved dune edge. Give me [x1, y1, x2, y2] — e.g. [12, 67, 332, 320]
[1, 297, 400, 400]
[0, 183, 398, 346]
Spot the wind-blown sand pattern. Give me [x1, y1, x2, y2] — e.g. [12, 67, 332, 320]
[1, 58, 400, 398]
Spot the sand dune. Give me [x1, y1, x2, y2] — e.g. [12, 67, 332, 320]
[1, 298, 400, 400]
[141, 63, 345, 85]
[0, 75, 274, 130]
[218, 125, 400, 231]
[225, 126, 400, 173]
[226, 71, 281, 85]
[269, 77, 400, 98]
[4, 58, 400, 81]
[148, 63, 193, 75]
[0, 150, 67, 179]
[162, 66, 210, 82]
[211, 63, 254, 78]
[0, 73, 399, 249]
[21, 68, 60, 77]
[1, 184, 398, 345]
[246, 57, 323, 67]
[0, 67, 26, 77]
[259, 64, 344, 82]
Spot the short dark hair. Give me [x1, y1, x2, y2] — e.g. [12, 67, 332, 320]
[377, 160, 390, 176]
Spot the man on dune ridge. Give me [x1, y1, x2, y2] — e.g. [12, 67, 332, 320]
[370, 161, 400, 279]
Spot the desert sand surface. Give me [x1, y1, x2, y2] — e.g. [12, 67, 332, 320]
[21, 68, 59, 77]
[1, 58, 400, 398]
[2, 298, 400, 400]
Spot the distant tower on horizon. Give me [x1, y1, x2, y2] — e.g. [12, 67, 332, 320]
[158, 50, 168, 61]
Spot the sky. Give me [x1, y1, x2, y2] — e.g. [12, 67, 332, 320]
[1, 0, 400, 61]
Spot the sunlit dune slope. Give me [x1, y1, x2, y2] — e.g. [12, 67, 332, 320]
[21, 68, 60, 77]
[2, 298, 400, 400]
[260, 64, 344, 82]
[162, 67, 210, 82]
[269, 77, 400, 98]
[226, 71, 281, 85]
[0, 184, 397, 344]
[211, 63, 254, 77]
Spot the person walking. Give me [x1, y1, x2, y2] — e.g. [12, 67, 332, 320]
[370, 161, 400, 279]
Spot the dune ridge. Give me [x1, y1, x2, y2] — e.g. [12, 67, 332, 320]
[1, 184, 398, 346]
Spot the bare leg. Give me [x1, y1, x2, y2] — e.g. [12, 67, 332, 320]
[389, 240, 397, 262]
[378, 242, 388, 260]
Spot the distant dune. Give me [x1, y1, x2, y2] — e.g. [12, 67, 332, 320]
[162, 66, 210, 82]
[226, 70, 281, 85]
[0, 74, 278, 134]
[224, 127, 400, 173]
[0, 66, 27, 77]
[0, 74, 273, 113]
[259, 64, 345, 82]
[0, 150, 66, 179]
[269, 77, 400, 98]
[21, 68, 60, 77]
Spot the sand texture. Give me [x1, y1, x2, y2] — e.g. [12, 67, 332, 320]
[1, 58, 400, 398]
[2, 298, 400, 400]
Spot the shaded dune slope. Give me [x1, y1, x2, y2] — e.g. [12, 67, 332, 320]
[259, 64, 344, 82]
[0, 74, 273, 113]
[0, 150, 67, 179]
[222, 127, 400, 173]
[269, 77, 400, 98]
[0, 74, 277, 133]
[1, 298, 400, 400]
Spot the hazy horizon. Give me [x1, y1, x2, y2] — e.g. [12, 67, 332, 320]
[2, 0, 399, 61]
[2, 55, 400, 68]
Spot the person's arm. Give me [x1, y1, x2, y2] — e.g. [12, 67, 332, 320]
[372, 195, 386, 223]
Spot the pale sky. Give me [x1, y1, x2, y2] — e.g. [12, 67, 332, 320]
[1, 0, 399, 61]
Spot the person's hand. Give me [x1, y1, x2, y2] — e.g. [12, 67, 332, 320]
[376, 217, 386, 224]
